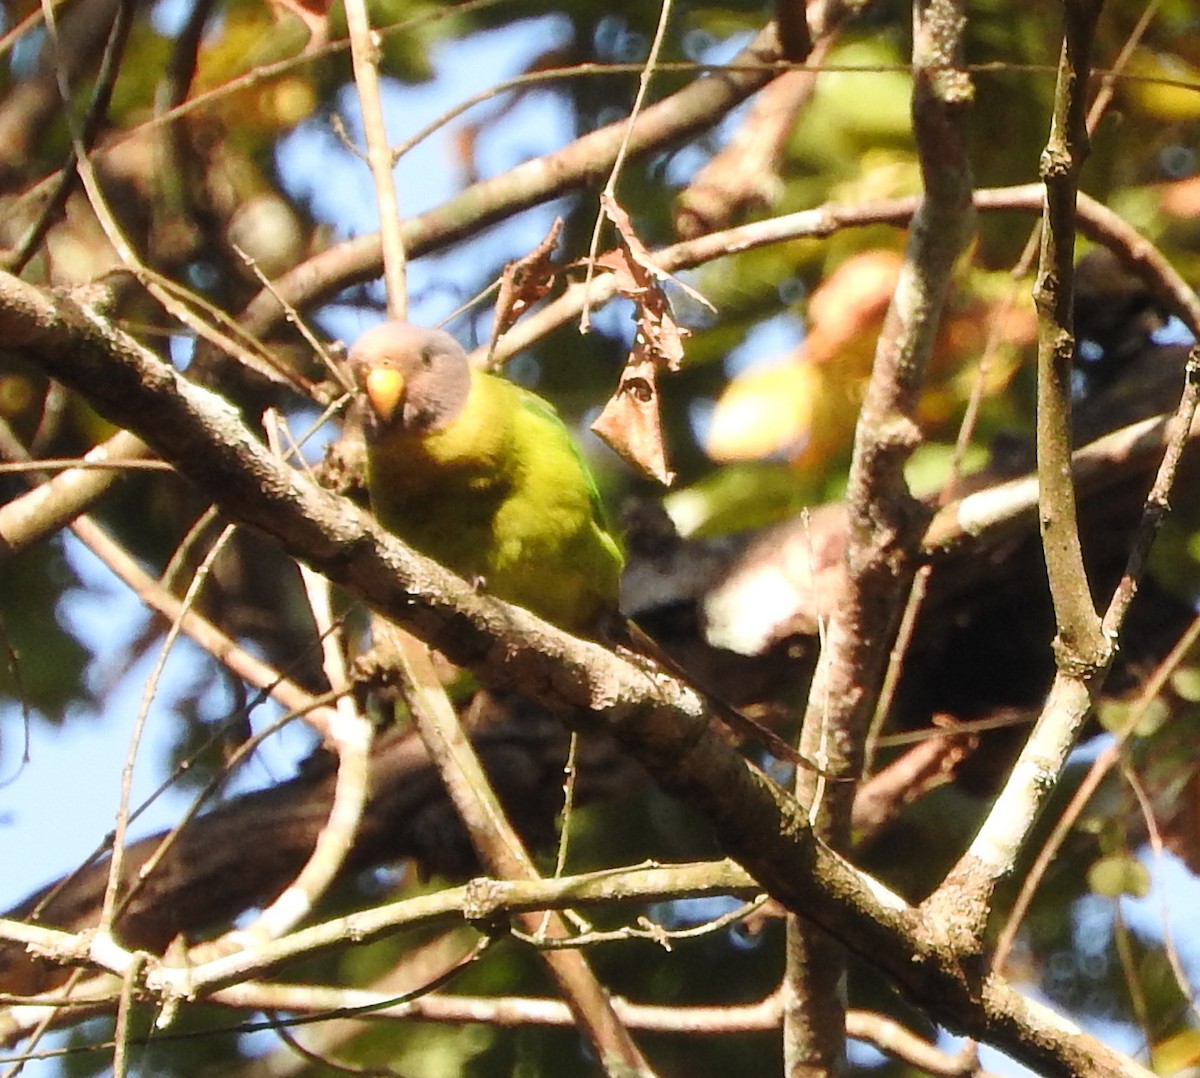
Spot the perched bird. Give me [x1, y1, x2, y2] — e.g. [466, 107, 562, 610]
[351, 322, 624, 636]
[352, 322, 834, 776]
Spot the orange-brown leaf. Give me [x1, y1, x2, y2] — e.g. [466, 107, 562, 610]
[592, 354, 675, 486]
[491, 218, 564, 344]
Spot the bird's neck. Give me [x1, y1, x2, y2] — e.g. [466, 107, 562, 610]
[370, 370, 516, 497]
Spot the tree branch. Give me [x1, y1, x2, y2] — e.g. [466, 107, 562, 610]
[1033, 0, 1110, 674]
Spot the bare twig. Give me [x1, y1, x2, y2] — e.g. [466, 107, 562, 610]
[0, 861, 761, 1006]
[1033, 0, 1110, 674]
[233, 415, 373, 943]
[110, 952, 147, 1078]
[393, 635, 655, 1076]
[343, 0, 407, 317]
[100, 521, 238, 930]
[198, 981, 995, 1076]
[1121, 763, 1200, 1026]
[1103, 349, 1200, 634]
[581, 0, 679, 329]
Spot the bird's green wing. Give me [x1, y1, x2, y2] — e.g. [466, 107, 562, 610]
[514, 386, 623, 558]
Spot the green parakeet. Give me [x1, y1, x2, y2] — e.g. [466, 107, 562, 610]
[351, 322, 624, 635]
[352, 323, 833, 776]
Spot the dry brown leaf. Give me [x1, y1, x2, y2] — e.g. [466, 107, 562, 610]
[587, 195, 716, 484]
[490, 218, 564, 347]
[599, 193, 711, 367]
[592, 353, 675, 486]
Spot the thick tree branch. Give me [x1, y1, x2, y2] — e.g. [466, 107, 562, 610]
[785, 3, 974, 1070]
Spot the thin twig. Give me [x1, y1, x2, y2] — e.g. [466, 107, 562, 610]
[1121, 762, 1200, 1026]
[580, 0, 678, 329]
[234, 415, 373, 943]
[392, 634, 656, 1076]
[1033, 0, 1109, 674]
[1103, 349, 1200, 634]
[343, 0, 407, 317]
[110, 952, 148, 1078]
[201, 980, 989, 1076]
[100, 522, 237, 930]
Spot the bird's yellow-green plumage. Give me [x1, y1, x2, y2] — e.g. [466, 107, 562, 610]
[351, 322, 624, 635]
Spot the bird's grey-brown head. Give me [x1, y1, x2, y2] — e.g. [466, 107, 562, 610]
[350, 323, 472, 436]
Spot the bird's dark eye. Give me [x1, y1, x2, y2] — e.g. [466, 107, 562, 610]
[420, 349, 434, 368]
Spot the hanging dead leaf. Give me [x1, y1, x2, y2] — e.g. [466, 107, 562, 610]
[490, 217, 564, 348]
[597, 193, 712, 370]
[600, 194, 711, 308]
[587, 195, 713, 484]
[592, 353, 675, 486]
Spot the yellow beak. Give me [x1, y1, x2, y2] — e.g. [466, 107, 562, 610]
[365, 367, 406, 422]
